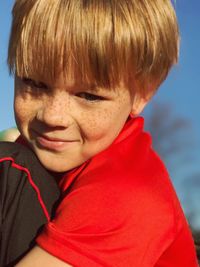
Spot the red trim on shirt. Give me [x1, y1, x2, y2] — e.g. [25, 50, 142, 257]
[0, 157, 50, 221]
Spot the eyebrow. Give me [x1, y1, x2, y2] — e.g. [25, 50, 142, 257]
[26, 75, 115, 94]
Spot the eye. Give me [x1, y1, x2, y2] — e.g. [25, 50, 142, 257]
[22, 77, 48, 90]
[76, 92, 105, 102]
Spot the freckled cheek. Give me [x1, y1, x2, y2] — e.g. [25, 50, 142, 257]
[14, 97, 23, 121]
[14, 96, 36, 127]
[79, 110, 116, 141]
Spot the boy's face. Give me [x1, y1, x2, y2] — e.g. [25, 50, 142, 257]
[14, 74, 146, 172]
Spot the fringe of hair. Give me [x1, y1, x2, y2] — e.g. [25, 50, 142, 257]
[8, 0, 179, 96]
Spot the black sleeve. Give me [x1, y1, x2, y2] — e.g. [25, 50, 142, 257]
[0, 142, 60, 267]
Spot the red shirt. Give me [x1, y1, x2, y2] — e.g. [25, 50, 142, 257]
[37, 117, 198, 266]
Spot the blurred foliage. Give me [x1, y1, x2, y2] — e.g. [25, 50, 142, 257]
[144, 101, 193, 170]
[0, 128, 20, 142]
[144, 101, 200, 262]
[193, 231, 200, 263]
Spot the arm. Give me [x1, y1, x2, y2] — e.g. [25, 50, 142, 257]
[0, 142, 60, 266]
[16, 247, 72, 267]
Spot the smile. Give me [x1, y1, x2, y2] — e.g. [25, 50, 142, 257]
[34, 133, 78, 152]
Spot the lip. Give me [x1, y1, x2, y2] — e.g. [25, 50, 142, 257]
[33, 131, 78, 151]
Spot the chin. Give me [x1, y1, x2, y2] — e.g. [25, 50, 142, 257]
[39, 158, 72, 173]
[32, 145, 86, 173]
[38, 153, 85, 173]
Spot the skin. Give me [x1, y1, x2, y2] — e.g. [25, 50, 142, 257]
[14, 73, 148, 266]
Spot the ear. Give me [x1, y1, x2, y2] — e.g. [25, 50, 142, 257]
[130, 94, 150, 116]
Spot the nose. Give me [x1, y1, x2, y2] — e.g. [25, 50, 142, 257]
[36, 93, 73, 128]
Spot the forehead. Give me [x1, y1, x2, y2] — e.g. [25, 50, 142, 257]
[15, 74, 133, 104]
[35, 72, 130, 97]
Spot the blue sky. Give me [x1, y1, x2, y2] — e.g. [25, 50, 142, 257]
[0, 1, 200, 229]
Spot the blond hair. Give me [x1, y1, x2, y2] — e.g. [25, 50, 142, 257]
[8, 0, 179, 96]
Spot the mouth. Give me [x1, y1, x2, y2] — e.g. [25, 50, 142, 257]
[32, 131, 78, 152]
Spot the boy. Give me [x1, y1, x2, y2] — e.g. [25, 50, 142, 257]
[1, 0, 198, 266]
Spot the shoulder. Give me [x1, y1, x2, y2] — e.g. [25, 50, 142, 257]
[36, 124, 193, 265]
[56, 132, 181, 234]
[0, 140, 37, 165]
